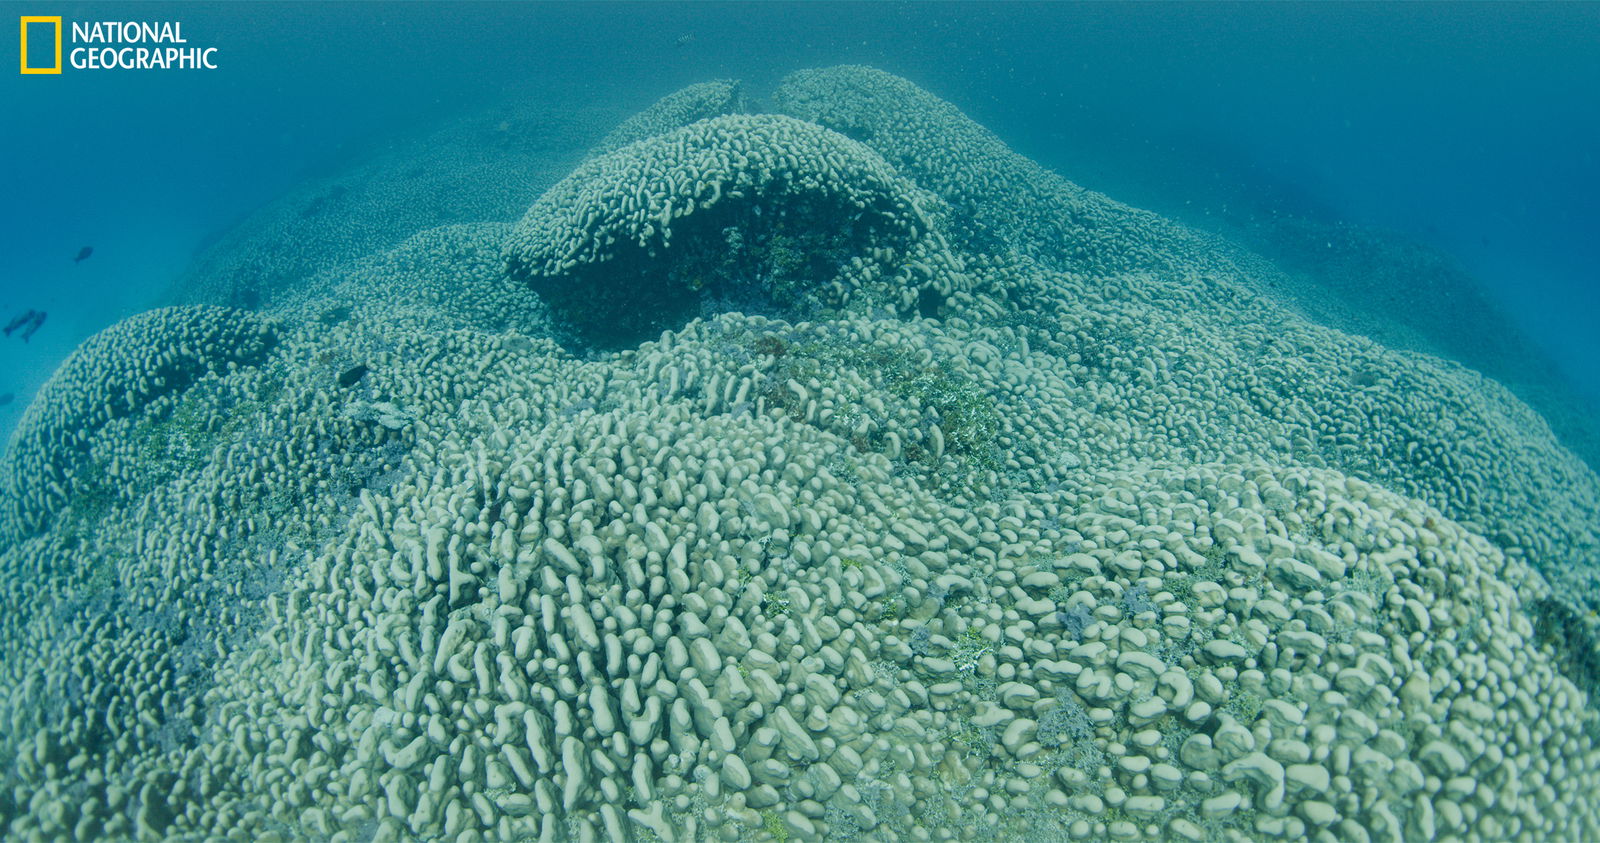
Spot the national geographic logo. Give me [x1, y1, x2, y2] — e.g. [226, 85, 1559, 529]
[20, 17, 219, 73]
[18, 17, 60, 74]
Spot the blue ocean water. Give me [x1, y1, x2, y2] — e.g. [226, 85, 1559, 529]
[3, 5, 1600, 842]
[3, 3, 1597, 449]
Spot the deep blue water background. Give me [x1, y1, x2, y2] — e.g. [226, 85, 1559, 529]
[3, 2, 1597, 449]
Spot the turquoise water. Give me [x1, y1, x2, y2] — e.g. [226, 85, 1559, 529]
[2, 4, 1598, 842]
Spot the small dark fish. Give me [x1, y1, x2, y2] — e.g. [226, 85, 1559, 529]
[74, 246, 93, 264]
[19, 311, 46, 342]
[2, 310, 32, 337]
[0, 393, 13, 407]
[338, 364, 371, 388]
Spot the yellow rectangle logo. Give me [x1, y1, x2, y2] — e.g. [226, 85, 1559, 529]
[20, 16, 62, 74]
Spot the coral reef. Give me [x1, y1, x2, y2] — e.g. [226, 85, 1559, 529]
[286, 222, 555, 338]
[505, 113, 959, 347]
[0, 305, 276, 540]
[588, 80, 747, 159]
[3, 67, 1598, 843]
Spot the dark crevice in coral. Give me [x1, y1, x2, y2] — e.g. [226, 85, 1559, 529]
[1530, 597, 1600, 708]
